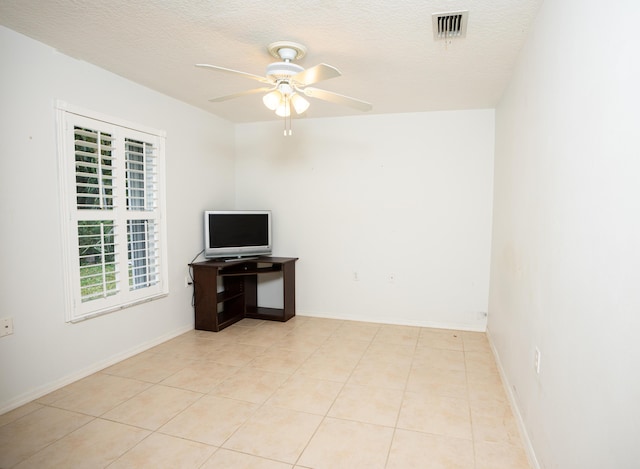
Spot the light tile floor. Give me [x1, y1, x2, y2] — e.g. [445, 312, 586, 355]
[0, 317, 532, 468]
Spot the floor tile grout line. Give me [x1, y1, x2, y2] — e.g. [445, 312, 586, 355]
[13, 413, 100, 467]
[109, 325, 275, 465]
[202, 317, 341, 464]
[464, 331, 484, 469]
[0, 402, 43, 429]
[140, 319, 315, 467]
[291, 321, 381, 467]
[383, 331, 420, 469]
[465, 357, 479, 469]
[104, 426, 159, 468]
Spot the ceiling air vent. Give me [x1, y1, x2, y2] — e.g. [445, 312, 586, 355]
[432, 10, 469, 40]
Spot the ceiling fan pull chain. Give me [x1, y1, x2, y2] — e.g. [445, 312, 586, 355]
[283, 96, 288, 136]
[283, 96, 292, 136]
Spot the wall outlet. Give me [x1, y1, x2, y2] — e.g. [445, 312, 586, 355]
[534, 347, 541, 374]
[0, 317, 14, 337]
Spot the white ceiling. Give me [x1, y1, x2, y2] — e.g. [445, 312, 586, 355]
[0, 0, 542, 123]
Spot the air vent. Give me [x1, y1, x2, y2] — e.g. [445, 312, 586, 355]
[432, 10, 469, 40]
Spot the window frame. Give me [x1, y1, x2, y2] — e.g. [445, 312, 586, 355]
[56, 101, 168, 323]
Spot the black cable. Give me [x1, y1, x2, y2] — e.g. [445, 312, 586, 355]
[188, 249, 204, 306]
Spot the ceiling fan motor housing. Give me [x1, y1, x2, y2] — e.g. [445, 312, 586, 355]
[266, 41, 307, 83]
[266, 61, 304, 82]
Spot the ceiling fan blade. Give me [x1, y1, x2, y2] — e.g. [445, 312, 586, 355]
[209, 87, 274, 103]
[302, 87, 372, 112]
[196, 64, 271, 83]
[292, 63, 341, 86]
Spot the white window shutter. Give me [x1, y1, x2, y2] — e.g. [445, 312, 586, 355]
[57, 103, 168, 322]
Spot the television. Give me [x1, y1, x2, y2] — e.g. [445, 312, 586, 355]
[203, 210, 272, 259]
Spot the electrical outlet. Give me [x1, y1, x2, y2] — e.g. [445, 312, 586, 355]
[0, 317, 14, 337]
[534, 347, 541, 374]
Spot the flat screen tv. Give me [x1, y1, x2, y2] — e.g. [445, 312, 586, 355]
[204, 210, 272, 259]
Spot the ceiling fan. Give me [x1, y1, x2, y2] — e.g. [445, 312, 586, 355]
[196, 41, 372, 122]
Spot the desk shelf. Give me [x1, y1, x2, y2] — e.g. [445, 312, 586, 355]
[190, 256, 297, 332]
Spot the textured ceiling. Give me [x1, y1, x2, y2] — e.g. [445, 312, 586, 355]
[0, 0, 542, 123]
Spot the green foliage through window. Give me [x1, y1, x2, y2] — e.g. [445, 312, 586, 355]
[77, 220, 118, 302]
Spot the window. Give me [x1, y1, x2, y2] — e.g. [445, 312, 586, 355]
[57, 102, 168, 322]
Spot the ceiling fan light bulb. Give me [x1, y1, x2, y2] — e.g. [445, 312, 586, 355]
[263, 90, 282, 110]
[291, 94, 310, 114]
[275, 102, 291, 117]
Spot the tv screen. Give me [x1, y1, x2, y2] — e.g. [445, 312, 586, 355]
[204, 210, 272, 259]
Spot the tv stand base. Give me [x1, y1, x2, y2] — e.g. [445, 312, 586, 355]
[190, 256, 298, 332]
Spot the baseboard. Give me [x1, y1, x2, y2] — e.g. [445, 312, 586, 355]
[296, 310, 487, 332]
[0, 323, 193, 415]
[485, 326, 541, 469]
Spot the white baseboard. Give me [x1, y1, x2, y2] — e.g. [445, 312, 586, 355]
[485, 327, 541, 469]
[296, 310, 487, 332]
[0, 323, 193, 415]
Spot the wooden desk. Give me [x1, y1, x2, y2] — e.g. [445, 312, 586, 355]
[190, 257, 297, 332]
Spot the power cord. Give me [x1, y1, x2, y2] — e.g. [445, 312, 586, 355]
[188, 249, 204, 306]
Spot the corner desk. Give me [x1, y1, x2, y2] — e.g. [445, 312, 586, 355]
[189, 256, 298, 332]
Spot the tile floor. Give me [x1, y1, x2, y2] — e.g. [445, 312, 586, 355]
[0, 316, 532, 468]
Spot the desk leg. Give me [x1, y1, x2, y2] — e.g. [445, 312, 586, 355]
[244, 273, 258, 317]
[193, 267, 220, 332]
[282, 262, 296, 321]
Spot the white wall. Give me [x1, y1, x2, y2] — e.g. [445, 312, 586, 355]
[488, 1, 640, 468]
[235, 111, 495, 330]
[0, 26, 235, 412]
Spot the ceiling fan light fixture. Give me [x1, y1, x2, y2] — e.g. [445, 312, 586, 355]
[291, 93, 310, 114]
[263, 90, 282, 110]
[275, 101, 291, 117]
